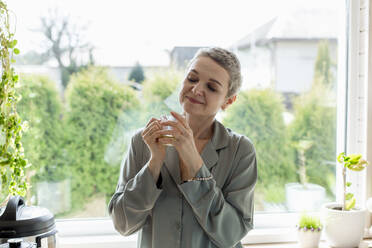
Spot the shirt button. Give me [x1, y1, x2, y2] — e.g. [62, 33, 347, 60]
[176, 222, 181, 230]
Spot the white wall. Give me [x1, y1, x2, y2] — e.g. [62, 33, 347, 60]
[236, 47, 272, 91]
[275, 40, 337, 93]
[236, 40, 337, 93]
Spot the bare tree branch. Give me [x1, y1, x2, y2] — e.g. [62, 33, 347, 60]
[37, 8, 94, 88]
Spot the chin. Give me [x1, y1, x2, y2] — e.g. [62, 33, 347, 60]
[182, 105, 215, 118]
[181, 103, 193, 114]
[182, 104, 199, 115]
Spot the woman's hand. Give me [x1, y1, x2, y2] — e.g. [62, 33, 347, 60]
[157, 112, 204, 180]
[141, 118, 166, 180]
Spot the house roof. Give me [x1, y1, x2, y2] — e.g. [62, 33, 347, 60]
[170, 46, 206, 56]
[233, 7, 338, 49]
[169, 46, 207, 67]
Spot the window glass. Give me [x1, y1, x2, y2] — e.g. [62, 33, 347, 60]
[5, 0, 339, 218]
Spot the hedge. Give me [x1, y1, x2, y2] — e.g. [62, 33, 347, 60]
[17, 74, 65, 182]
[63, 66, 140, 210]
[288, 82, 336, 195]
[140, 69, 184, 121]
[222, 89, 297, 199]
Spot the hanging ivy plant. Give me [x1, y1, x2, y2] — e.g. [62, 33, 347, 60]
[0, 0, 30, 202]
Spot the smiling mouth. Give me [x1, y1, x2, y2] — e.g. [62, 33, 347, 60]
[186, 96, 203, 104]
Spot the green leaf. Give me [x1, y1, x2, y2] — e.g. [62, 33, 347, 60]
[346, 197, 356, 210]
[9, 40, 17, 48]
[349, 159, 369, 171]
[337, 152, 345, 163]
[0, 160, 10, 166]
[1, 174, 7, 183]
[298, 213, 322, 229]
[20, 159, 26, 167]
[346, 182, 352, 187]
[349, 153, 362, 160]
[13, 48, 20, 55]
[12, 75, 18, 82]
[14, 167, 20, 176]
[345, 193, 353, 200]
[18, 188, 26, 197]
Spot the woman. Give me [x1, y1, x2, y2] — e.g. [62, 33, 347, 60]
[108, 47, 257, 248]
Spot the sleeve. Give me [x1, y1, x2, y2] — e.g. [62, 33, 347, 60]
[178, 137, 257, 247]
[108, 132, 163, 236]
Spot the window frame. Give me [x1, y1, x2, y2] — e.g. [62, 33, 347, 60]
[55, 0, 372, 245]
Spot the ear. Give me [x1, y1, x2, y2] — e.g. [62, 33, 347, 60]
[221, 95, 236, 111]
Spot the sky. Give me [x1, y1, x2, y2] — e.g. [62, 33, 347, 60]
[6, 0, 338, 66]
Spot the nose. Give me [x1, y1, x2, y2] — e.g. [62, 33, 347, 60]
[191, 82, 204, 96]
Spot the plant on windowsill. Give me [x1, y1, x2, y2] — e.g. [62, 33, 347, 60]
[323, 152, 369, 248]
[0, 0, 31, 206]
[297, 213, 322, 248]
[285, 140, 326, 212]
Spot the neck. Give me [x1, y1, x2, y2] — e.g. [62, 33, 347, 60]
[186, 114, 215, 140]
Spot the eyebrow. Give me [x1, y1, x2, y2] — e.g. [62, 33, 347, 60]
[190, 69, 223, 87]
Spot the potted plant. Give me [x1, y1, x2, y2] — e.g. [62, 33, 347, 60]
[0, 0, 30, 205]
[0, 4, 60, 245]
[323, 152, 369, 248]
[297, 213, 322, 248]
[286, 140, 326, 211]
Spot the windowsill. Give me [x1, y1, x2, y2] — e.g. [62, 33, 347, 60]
[243, 240, 372, 247]
[54, 213, 302, 241]
[58, 235, 372, 248]
[59, 235, 137, 248]
[56, 219, 372, 248]
[57, 230, 292, 248]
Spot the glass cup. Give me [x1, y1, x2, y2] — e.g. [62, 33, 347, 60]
[159, 115, 176, 146]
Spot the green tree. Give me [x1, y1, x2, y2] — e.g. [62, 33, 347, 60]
[140, 69, 183, 120]
[288, 83, 336, 193]
[39, 9, 94, 88]
[128, 62, 145, 83]
[17, 74, 65, 183]
[64, 66, 140, 211]
[314, 41, 334, 87]
[142, 69, 182, 101]
[223, 89, 296, 201]
[288, 40, 337, 194]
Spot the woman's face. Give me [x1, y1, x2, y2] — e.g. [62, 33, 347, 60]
[179, 56, 234, 117]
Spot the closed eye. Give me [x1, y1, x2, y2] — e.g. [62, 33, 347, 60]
[188, 77, 198, 83]
[208, 84, 216, 92]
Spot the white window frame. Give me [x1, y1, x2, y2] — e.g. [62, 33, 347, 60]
[366, 0, 372, 230]
[343, 0, 372, 232]
[56, 0, 372, 246]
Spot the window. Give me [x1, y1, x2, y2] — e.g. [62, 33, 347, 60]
[5, 0, 370, 246]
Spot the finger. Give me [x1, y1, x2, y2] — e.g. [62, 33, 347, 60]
[150, 120, 162, 131]
[142, 121, 159, 137]
[145, 128, 164, 145]
[153, 129, 180, 139]
[170, 111, 188, 129]
[142, 121, 161, 138]
[145, 117, 160, 128]
[148, 128, 175, 144]
[158, 136, 178, 146]
[159, 120, 187, 135]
